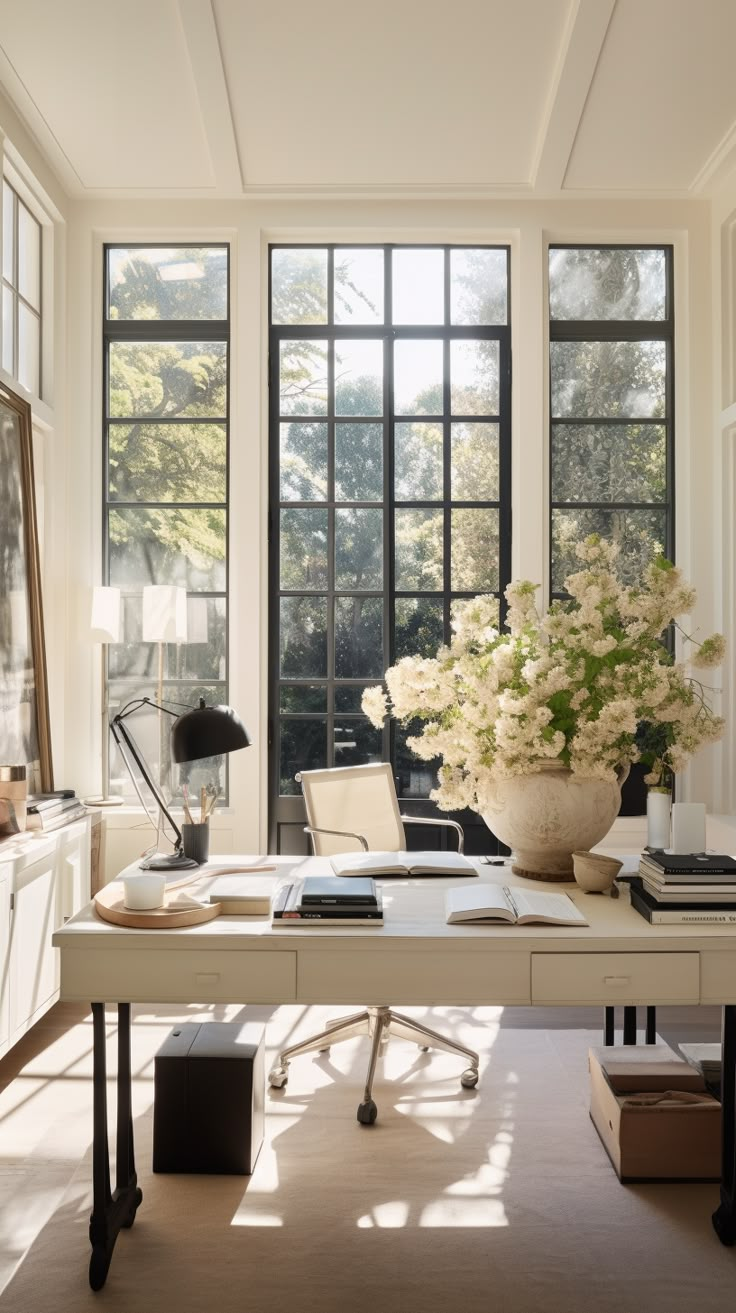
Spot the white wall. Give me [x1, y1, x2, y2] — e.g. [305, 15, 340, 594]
[54, 195, 719, 872]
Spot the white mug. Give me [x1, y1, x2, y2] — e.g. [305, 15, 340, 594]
[123, 872, 166, 910]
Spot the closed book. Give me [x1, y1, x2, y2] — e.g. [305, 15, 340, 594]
[640, 853, 736, 880]
[26, 804, 87, 832]
[630, 880, 736, 924]
[300, 875, 377, 905]
[271, 881, 383, 925]
[641, 877, 736, 903]
[206, 874, 280, 916]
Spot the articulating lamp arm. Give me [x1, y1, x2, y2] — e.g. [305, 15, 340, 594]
[109, 697, 184, 851]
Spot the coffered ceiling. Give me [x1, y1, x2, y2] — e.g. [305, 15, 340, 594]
[0, 0, 734, 200]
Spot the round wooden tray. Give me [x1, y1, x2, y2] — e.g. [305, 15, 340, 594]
[94, 881, 221, 929]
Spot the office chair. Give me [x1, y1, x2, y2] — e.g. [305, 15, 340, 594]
[268, 763, 480, 1125]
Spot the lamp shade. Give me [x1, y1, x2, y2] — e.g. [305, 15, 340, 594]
[142, 585, 188, 643]
[171, 697, 251, 764]
[90, 585, 121, 644]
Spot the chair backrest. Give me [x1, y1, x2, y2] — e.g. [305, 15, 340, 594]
[298, 763, 406, 856]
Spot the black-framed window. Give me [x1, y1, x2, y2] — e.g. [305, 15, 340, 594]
[2, 178, 42, 397]
[102, 244, 229, 802]
[549, 245, 673, 593]
[269, 244, 511, 854]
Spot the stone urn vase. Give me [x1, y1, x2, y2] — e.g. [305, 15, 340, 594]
[481, 760, 630, 881]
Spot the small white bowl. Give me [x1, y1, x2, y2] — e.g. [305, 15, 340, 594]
[572, 851, 623, 894]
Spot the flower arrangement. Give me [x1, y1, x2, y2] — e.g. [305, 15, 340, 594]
[362, 536, 725, 815]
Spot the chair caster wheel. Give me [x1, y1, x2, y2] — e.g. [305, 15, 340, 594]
[357, 1099, 378, 1125]
[318, 1046, 330, 1054]
[268, 1066, 288, 1089]
[418, 1044, 430, 1051]
[461, 1068, 479, 1089]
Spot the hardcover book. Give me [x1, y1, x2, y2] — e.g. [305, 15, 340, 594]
[329, 850, 475, 878]
[445, 884, 587, 926]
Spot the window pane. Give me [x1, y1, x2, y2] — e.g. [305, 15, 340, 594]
[452, 508, 499, 591]
[109, 595, 226, 681]
[2, 182, 13, 281]
[108, 507, 226, 590]
[335, 423, 382, 501]
[2, 286, 13, 374]
[280, 422, 328, 501]
[17, 202, 41, 311]
[335, 508, 383, 589]
[549, 248, 666, 321]
[550, 341, 666, 419]
[279, 719, 327, 793]
[109, 341, 227, 418]
[271, 248, 327, 325]
[335, 686, 366, 712]
[451, 248, 507, 325]
[108, 422, 226, 502]
[395, 598, 444, 659]
[395, 509, 443, 590]
[395, 422, 443, 500]
[334, 717, 382, 767]
[280, 596, 327, 677]
[394, 339, 443, 415]
[280, 685, 327, 712]
[392, 249, 444, 324]
[334, 339, 383, 416]
[551, 423, 666, 503]
[17, 303, 40, 396]
[107, 247, 227, 320]
[280, 508, 328, 589]
[451, 422, 499, 500]
[451, 340, 499, 415]
[279, 340, 328, 416]
[335, 596, 383, 677]
[552, 508, 667, 591]
[334, 248, 384, 324]
[395, 719, 439, 798]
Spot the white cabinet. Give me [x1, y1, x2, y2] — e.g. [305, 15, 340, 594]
[0, 817, 90, 1058]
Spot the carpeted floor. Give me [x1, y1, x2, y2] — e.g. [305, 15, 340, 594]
[1, 1003, 734, 1313]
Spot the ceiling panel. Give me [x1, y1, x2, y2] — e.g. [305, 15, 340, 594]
[214, 0, 570, 188]
[565, 0, 736, 191]
[0, 0, 213, 189]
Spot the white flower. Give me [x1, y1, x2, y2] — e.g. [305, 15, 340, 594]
[361, 686, 388, 728]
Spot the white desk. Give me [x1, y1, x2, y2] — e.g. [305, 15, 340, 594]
[53, 856, 736, 1288]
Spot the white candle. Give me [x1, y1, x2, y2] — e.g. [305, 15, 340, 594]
[123, 872, 166, 910]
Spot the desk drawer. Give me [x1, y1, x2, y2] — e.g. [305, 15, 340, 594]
[61, 948, 296, 1004]
[298, 950, 530, 1005]
[531, 952, 699, 1006]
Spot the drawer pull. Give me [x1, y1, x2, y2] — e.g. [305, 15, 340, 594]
[603, 976, 631, 987]
[195, 972, 220, 985]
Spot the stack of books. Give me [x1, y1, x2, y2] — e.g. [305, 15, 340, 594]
[26, 791, 87, 833]
[629, 852, 736, 924]
[272, 876, 383, 926]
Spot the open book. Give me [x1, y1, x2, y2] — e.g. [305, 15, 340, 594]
[445, 884, 588, 926]
[330, 850, 475, 878]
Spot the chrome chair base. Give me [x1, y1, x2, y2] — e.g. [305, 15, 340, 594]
[268, 1005, 480, 1125]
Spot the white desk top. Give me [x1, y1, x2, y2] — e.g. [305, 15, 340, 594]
[52, 853, 736, 957]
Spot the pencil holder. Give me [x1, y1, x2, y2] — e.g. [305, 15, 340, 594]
[181, 822, 210, 864]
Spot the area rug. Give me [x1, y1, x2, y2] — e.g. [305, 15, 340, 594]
[1, 1006, 732, 1313]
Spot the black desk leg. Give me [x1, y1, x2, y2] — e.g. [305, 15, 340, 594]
[604, 1007, 615, 1045]
[623, 1006, 637, 1044]
[713, 1004, 736, 1246]
[88, 1003, 143, 1290]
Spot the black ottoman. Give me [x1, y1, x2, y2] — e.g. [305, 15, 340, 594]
[153, 1021, 265, 1174]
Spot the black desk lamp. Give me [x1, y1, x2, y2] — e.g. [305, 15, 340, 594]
[110, 695, 251, 872]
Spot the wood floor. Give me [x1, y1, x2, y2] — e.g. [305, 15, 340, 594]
[0, 1000, 723, 1298]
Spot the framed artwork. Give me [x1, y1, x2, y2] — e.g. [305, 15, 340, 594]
[0, 379, 53, 792]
